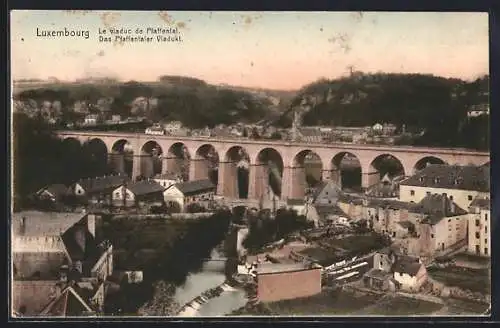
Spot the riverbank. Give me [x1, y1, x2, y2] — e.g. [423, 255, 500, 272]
[101, 210, 233, 315]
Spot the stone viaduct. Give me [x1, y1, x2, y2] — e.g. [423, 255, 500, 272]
[56, 131, 490, 201]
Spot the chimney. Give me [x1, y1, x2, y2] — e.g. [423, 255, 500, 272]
[19, 217, 26, 235]
[442, 193, 448, 215]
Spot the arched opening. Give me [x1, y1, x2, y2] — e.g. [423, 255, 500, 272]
[254, 148, 284, 200]
[413, 156, 446, 173]
[193, 144, 219, 186]
[140, 141, 163, 178]
[223, 146, 250, 199]
[291, 150, 324, 199]
[167, 143, 191, 182]
[367, 154, 405, 188]
[111, 139, 134, 177]
[330, 152, 362, 192]
[82, 138, 110, 177]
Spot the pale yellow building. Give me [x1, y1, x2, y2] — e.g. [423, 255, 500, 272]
[467, 196, 491, 257]
[399, 164, 490, 210]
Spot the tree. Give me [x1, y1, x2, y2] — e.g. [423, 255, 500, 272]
[137, 280, 180, 316]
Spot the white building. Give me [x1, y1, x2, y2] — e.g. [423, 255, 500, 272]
[399, 164, 490, 210]
[152, 172, 183, 189]
[392, 256, 427, 292]
[145, 124, 165, 135]
[467, 196, 491, 257]
[163, 179, 216, 211]
[84, 114, 101, 126]
[112, 180, 165, 207]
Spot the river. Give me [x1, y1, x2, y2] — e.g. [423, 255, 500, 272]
[172, 248, 248, 317]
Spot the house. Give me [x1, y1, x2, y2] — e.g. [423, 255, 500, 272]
[70, 174, 129, 205]
[314, 205, 350, 226]
[365, 174, 404, 199]
[415, 193, 469, 257]
[298, 127, 323, 143]
[163, 121, 183, 134]
[399, 164, 490, 210]
[83, 114, 101, 126]
[163, 179, 216, 211]
[152, 172, 183, 189]
[145, 124, 165, 135]
[336, 194, 365, 220]
[255, 262, 322, 302]
[467, 196, 491, 257]
[309, 180, 342, 206]
[467, 104, 489, 118]
[11, 211, 113, 316]
[364, 248, 427, 292]
[112, 180, 165, 208]
[34, 184, 69, 204]
[392, 255, 427, 292]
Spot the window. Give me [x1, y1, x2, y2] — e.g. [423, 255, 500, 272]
[485, 227, 488, 234]
[468, 195, 473, 201]
[399, 272, 403, 277]
[431, 234, 434, 238]
[380, 261, 383, 267]
[476, 219, 480, 227]
[449, 195, 453, 201]
[484, 248, 488, 255]
[476, 245, 480, 254]
[426, 191, 431, 196]
[485, 214, 488, 221]
[448, 219, 451, 223]
[475, 232, 480, 239]
[485, 238, 488, 244]
[115, 192, 120, 198]
[410, 190, 415, 196]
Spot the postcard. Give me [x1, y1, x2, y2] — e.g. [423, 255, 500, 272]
[10, 10, 491, 318]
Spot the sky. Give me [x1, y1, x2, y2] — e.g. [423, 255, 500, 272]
[10, 11, 489, 90]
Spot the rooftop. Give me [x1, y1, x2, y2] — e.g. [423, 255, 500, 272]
[400, 164, 490, 192]
[76, 173, 129, 194]
[470, 197, 490, 210]
[174, 179, 215, 196]
[415, 193, 468, 225]
[126, 180, 165, 196]
[37, 184, 69, 198]
[391, 256, 423, 276]
[12, 211, 86, 237]
[255, 262, 318, 275]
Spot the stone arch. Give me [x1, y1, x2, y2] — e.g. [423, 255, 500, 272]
[329, 152, 362, 191]
[166, 142, 191, 182]
[140, 140, 164, 178]
[62, 137, 82, 148]
[412, 156, 447, 174]
[220, 146, 251, 199]
[110, 139, 134, 176]
[192, 144, 220, 185]
[82, 138, 110, 175]
[251, 147, 284, 199]
[287, 149, 324, 200]
[365, 154, 406, 188]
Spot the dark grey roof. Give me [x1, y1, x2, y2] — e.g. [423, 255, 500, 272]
[315, 205, 348, 217]
[38, 184, 69, 198]
[365, 181, 400, 198]
[470, 197, 490, 210]
[337, 193, 365, 205]
[391, 256, 422, 276]
[175, 179, 215, 196]
[397, 221, 415, 230]
[77, 174, 130, 194]
[364, 268, 392, 280]
[400, 164, 490, 192]
[414, 193, 467, 225]
[367, 198, 419, 211]
[127, 180, 165, 196]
